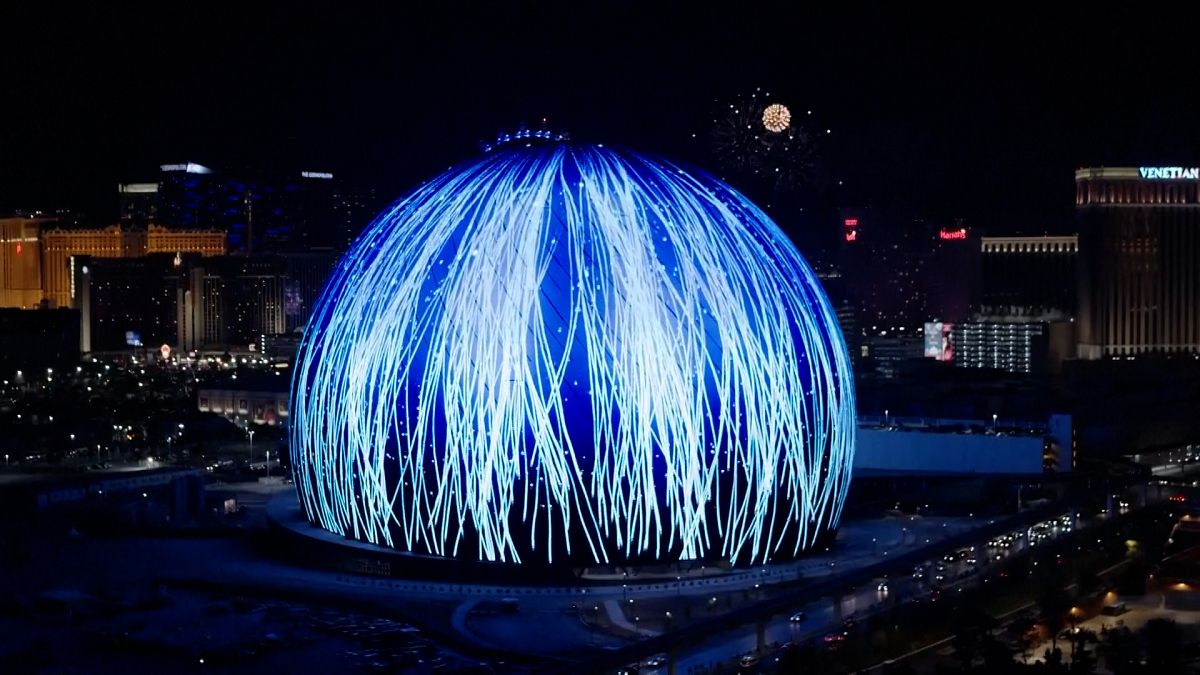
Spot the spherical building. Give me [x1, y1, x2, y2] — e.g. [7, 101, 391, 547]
[290, 143, 855, 568]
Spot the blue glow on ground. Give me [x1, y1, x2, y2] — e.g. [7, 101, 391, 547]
[290, 144, 855, 565]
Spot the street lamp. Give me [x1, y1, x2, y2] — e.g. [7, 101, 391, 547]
[248, 429, 256, 464]
[992, 413, 998, 430]
[266, 449, 271, 479]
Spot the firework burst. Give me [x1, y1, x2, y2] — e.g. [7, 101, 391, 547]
[707, 89, 820, 192]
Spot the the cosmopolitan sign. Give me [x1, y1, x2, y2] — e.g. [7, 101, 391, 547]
[1139, 166, 1200, 180]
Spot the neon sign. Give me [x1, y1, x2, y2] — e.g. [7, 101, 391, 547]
[843, 218, 858, 227]
[939, 228, 968, 240]
[845, 230, 858, 242]
[160, 162, 212, 175]
[1139, 167, 1200, 180]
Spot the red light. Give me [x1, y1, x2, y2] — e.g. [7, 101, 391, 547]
[845, 230, 857, 242]
[15, 243, 22, 255]
[939, 228, 968, 240]
[843, 218, 858, 227]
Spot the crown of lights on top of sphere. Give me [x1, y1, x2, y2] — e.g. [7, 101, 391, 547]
[290, 140, 856, 567]
[480, 120, 571, 153]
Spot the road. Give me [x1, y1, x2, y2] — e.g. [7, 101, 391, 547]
[655, 500, 1151, 675]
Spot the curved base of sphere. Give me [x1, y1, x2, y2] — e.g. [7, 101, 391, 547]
[293, 444, 847, 566]
[269, 494, 840, 585]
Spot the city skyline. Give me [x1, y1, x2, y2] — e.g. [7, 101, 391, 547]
[5, 5, 1200, 237]
[4, 6, 1200, 674]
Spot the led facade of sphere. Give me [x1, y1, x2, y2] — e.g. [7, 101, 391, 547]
[290, 143, 855, 567]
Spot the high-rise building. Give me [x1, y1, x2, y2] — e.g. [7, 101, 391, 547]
[950, 321, 1074, 374]
[838, 209, 976, 331]
[41, 224, 224, 308]
[75, 253, 292, 353]
[979, 236, 1077, 318]
[125, 163, 254, 253]
[0, 217, 47, 308]
[927, 221, 979, 323]
[118, 182, 160, 225]
[146, 224, 225, 257]
[282, 249, 339, 331]
[838, 208, 932, 329]
[121, 165, 380, 254]
[219, 256, 287, 347]
[1076, 166, 1200, 358]
[73, 254, 185, 353]
[862, 332, 924, 379]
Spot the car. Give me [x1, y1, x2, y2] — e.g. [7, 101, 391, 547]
[876, 581, 889, 594]
[789, 611, 807, 622]
[739, 653, 760, 667]
[643, 655, 667, 667]
[1101, 602, 1128, 616]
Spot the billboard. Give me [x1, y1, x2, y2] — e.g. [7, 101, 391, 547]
[923, 322, 953, 361]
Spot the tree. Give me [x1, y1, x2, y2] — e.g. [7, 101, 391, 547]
[1036, 584, 1072, 653]
[1142, 618, 1183, 673]
[979, 633, 1020, 674]
[1067, 628, 1098, 674]
[1097, 625, 1138, 675]
[1008, 616, 1036, 665]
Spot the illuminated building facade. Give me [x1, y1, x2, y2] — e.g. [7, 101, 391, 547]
[282, 250, 339, 331]
[979, 236, 1077, 318]
[146, 224, 225, 257]
[120, 163, 381, 254]
[0, 218, 47, 307]
[74, 253, 289, 353]
[38, 224, 224, 309]
[950, 320, 1075, 374]
[1076, 167, 1200, 358]
[838, 209, 976, 333]
[218, 256, 287, 347]
[74, 254, 182, 352]
[291, 144, 857, 566]
[952, 322, 1047, 373]
[178, 257, 288, 350]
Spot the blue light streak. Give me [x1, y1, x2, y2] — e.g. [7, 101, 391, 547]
[290, 144, 855, 565]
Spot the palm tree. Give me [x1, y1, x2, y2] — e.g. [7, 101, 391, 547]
[1037, 584, 1072, 654]
[1142, 618, 1183, 673]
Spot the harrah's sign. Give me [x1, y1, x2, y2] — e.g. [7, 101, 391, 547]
[1139, 166, 1200, 180]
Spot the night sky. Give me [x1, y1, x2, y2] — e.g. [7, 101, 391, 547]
[4, 4, 1198, 236]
